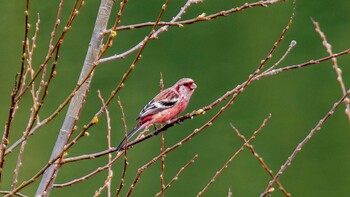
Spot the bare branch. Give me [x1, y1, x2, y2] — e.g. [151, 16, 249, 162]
[94, 91, 114, 197]
[159, 74, 166, 197]
[0, 0, 30, 183]
[0, 191, 28, 197]
[233, 116, 291, 197]
[99, 0, 285, 63]
[311, 18, 350, 122]
[197, 115, 270, 196]
[115, 98, 129, 196]
[155, 154, 198, 196]
[53, 153, 123, 188]
[260, 90, 350, 197]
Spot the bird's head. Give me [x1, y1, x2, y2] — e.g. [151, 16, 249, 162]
[174, 78, 197, 97]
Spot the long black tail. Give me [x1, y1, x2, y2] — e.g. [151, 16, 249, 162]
[116, 125, 142, 151]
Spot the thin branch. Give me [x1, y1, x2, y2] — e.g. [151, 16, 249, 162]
[23, 13, 40, 113]
[100, 0, 284, 63]
[159, 73, 166, 197]
[7, 112, 111, 197]
[232, 116, 291, 197]
[53, 153, 123, 188]
[259, 48, 350, 79]
[11, 43, 60, 190]
[98, 0, 128, 58]
[264, 40, 297, 73]
[11, 12, 40, 190]
[0, 0, 30, 183]
[114, 0, 285, 32]
[94, 91, 114, 197]
[311, 18, 350, 122]
[197, 115, 270, 196]
[0, 191, 28, 197]
[228, 188, 232, 197]
[260, 90, 350, 197]
[115, 98, 129, 196]
[4, 1, 85, 156]
[99, 0, 203, 63]
[15, 0, 83, 101]
[155, 154, 198, 196]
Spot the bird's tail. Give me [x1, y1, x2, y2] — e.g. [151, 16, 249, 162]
[116, 124, 143, 151]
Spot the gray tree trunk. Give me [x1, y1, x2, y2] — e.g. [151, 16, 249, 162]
[35, 0, 114, 196]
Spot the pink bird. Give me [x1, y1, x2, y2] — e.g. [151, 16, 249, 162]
[116, 78, 197, 151]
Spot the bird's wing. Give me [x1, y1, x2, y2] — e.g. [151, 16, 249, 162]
[136, 88, 180, 120]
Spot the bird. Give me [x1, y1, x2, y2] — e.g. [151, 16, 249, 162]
[116, 78, 197, 151]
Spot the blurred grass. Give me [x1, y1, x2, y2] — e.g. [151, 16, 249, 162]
[1, 0, 350, 196]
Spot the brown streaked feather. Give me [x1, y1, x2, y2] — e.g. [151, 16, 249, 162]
[136, 87, 180, 120]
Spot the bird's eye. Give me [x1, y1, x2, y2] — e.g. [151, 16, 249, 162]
[184, 82, 191, 87]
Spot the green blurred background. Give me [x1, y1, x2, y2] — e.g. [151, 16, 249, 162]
[1, 0, 350, 196]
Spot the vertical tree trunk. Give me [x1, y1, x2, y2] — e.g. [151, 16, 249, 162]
[35, 0, 114, 196]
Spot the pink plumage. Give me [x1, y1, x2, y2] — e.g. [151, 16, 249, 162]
[116, 78, 197, 151]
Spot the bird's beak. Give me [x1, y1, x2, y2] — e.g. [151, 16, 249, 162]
[190, 83, 197, 89]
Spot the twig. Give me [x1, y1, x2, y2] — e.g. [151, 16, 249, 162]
[24, 13, 40, 113]
[6, 139, 105, 197]
[264, 40, 297, 73]
[98, 0, 128, 58]
[155, 154, 198, 196]
[197, 116, 269, 196]
[311, 18, 350, 122]
[0, 191, 28, 197]
[0, 0, 30, 183]
[260, 90, 350, 197]
[53, 153, 123, 188]
[228, 188, 232, 197]
[160, 131, 166, 197]
[9, 114, 119, 196]
[232, 116, 291, 197]
[259, 48, 350, 79]
[115, 98, 129, 196]
[11, 13, 40, 190]
[114, 0, 285, 32]
[94, 91, 114, 197]
[11, 43, 60, 190]
[53, 106, 127, 190]
[99, 0, 284, 63]
[159, 74, 166, 197]
[15, 0, 83, 101]
[99, 0, 202, 64]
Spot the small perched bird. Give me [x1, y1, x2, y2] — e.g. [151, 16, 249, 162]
[116, 78, 197, 151]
